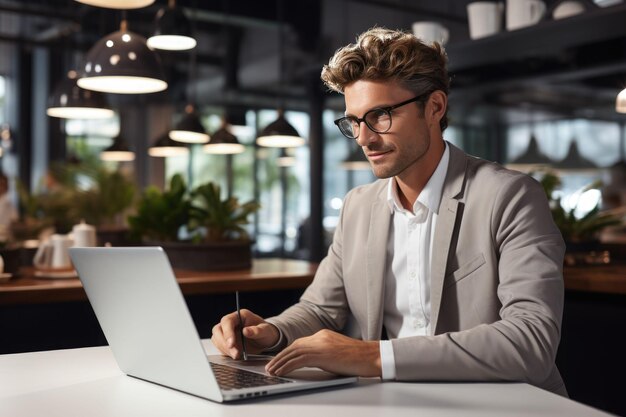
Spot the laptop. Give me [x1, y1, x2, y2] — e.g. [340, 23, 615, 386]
[69, 247, 357, 402]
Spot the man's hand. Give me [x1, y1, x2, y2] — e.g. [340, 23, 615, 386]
[265, 329, 381, 377]
[211, 309, 280, 359]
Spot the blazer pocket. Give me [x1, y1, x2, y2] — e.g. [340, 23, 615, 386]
[445, 253, 486, 288]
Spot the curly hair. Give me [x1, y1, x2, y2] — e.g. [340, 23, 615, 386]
[321, 27, 450, 131]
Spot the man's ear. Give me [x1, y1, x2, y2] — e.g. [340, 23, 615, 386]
[426, 90, 447, 129]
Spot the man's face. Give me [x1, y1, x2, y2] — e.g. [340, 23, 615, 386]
[343, 80, 432, 180]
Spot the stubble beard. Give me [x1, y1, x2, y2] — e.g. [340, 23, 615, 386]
[368, 130, 432, 179]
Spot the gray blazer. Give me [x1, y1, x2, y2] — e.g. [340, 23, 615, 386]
[267, 143, 567, 396]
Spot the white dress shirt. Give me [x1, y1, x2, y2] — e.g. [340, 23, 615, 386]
[380, 143, 450, 380]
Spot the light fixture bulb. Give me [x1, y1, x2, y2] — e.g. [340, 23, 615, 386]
[616, 87, 626, 113]
[74, 0, 155, 9]
[147, 35, 196, 51]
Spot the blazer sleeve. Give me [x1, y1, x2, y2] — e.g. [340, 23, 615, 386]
[391, 175, 565, 388]
[265, 189, 353, 347]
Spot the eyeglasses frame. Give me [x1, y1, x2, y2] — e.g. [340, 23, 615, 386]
[333, 93, 430, 140]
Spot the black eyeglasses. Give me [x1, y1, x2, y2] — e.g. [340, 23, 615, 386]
[334, 94, 427, 140]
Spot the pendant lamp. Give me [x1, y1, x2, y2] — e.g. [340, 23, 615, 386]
[257, 109, 305, 148]
[277, 148, 296, 167]
[147, 0, 196, 51]
[509, 134, 553, 166]
[78, 20, 168, 94]
[170, 104, 209, 143]
[256, 0, 305, 148]
[47, 70, 114, 119]
[341, 146, 370, 170]
[100, 135, 135, 161]
[203, 119, 245, 154]
[74, 0, 155, 9]
[148, 131, 189, 157]
[616, 87, 626, 113]
[553, 140, 597, 170]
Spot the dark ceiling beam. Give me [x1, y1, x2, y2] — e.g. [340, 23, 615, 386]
[451, 60, 626, 103]
[0, 2, 77, 21]
[350, 0, 467, 24]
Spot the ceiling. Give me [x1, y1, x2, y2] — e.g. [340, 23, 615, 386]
[1, 0, 626, 124]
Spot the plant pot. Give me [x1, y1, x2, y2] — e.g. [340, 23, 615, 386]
[147, 240, 252, 271]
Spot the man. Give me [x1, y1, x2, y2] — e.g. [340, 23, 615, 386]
[211, 27, 566, 396]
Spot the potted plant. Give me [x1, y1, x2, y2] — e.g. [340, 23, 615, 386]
[128, 174, 260, 271]
[538, 171, 623, 258]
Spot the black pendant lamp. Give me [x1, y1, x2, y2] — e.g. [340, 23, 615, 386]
[277, 148, 296, 167]
[341, 145, 370, 170]
[257, 109, 305, 148]
[508, 134, 553, 166]
[74, 0, 155, 9]
[203, 120, 245, 155]
[100, 135, 135, 161]
[256, 0, 305, 148]
[169, 104, 209, 144]
[78, 20, 167, 94]
[47, 70, 114, 119]
[553, 140, 597, 170]
[148, 131, 189, 157]
[147, 0, 196, 51]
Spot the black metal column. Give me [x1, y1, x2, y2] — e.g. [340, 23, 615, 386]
[16, 47, 33, 192]
[308, 75, 325, 262]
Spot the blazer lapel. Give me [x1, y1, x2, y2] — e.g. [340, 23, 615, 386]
[430, 197, 459, 334]
[365, 197, 391, 340]
[430, 143, 467, 334]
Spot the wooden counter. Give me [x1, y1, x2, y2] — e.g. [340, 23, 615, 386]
[563, 263, 626, 295]
[1, 259, 624, 306]
[0, 258, 317, 306]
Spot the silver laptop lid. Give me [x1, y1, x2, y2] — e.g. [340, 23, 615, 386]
[70, 247, 224, 402]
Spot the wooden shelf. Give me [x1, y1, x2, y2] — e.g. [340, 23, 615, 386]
[448, 4, 626, 73]
[0, 258, 317, 306]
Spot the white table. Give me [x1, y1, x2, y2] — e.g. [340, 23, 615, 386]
[0, 341, 611, 417]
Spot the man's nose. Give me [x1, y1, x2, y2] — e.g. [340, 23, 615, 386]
[356, 122, 379, 147]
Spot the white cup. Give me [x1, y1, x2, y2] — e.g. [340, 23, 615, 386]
[34, 234, 74, 270]
[51, 234, 73, 269]
[467, 2, 504, 39]
[0, 254, 4, 274]
[552, 1, 585, 19]
[412, 21, 449, 45]
[506, 0, 546, 30]
[72, 221, 97, 248]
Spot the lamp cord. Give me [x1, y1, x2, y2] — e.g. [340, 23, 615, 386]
[277, 0, 285, 110]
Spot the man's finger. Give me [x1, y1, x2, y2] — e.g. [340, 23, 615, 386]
[219, 312, 241, 349]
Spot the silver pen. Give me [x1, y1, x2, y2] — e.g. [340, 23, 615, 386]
[235, 291, 248, 360]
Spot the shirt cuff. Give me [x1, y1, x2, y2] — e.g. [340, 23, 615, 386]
[261, 321, 287, 353]
[379, 340, 396, 380]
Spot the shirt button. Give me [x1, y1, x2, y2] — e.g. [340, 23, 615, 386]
[410, 271, 417, 279]
[413, 318, 426, 329]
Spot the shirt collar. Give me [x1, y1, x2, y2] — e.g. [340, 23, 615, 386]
[386, 141, 450, 215]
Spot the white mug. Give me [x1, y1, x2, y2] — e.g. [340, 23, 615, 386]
[34, 234, 74, 269]
[72, 221, 97, 248]
[412, 21, 449, 45]
[506, 0, 546, 30]
[467, 2, 504, 39]
[0, 254, 4, 274]
[552, 1, 585, 19]
[51, 234, 73, 269]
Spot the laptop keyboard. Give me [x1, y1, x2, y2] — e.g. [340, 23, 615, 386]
[210, 362, 293, 391]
